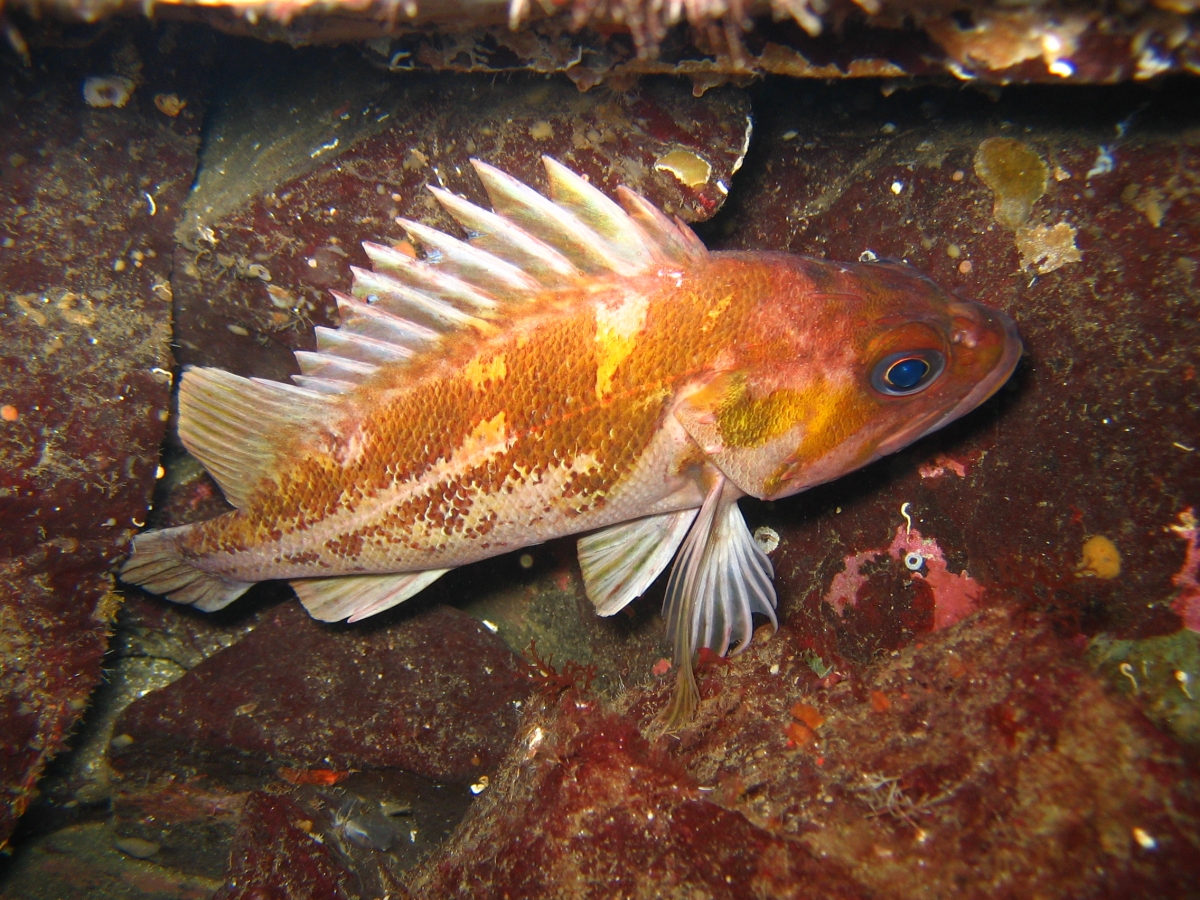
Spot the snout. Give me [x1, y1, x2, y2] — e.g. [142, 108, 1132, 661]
[947, 301, 1023, 409]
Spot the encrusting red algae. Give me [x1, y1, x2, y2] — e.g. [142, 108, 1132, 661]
[120, 156, 1021, 726]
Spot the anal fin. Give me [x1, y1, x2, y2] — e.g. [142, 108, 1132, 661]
[578, 510, 698, 616]
[291, 569, 449, 622]
[660, 476, 777, 730]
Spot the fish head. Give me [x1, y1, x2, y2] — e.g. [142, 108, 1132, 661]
[675, 256, 1022, 501]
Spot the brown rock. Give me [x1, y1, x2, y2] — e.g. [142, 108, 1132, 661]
[0, 26, 203, 846]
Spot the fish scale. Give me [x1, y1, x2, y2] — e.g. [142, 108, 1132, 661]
[121, 157, 1021, 727]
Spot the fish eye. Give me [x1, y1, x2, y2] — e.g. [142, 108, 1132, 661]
[871, 351, 945, 396]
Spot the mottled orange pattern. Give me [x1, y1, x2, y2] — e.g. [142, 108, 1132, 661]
[121, 158, 1022, 730]
[178, 249, 1015, 588]
[183, 255, 775, 573]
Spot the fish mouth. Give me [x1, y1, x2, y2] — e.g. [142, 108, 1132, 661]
[876, 305, 1023, 456]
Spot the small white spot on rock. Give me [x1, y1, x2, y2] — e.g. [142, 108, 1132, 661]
[83, 76, 134, 109]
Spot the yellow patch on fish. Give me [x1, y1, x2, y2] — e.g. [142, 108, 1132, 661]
[461, 411, 509, 457]
[714, 375, 864, 455]
[593, 291, 649, 400]
[701, 294, 733, 333]
[717, 382, 809, 449]
[464, 353, 508, 390]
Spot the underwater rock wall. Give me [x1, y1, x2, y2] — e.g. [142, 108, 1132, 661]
[1, 22, 1199, 900]
[0, 28, 203, 847]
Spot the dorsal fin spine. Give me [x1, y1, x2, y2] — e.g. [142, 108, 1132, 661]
[396, 217, 542, 299]
[471, 160, 637, 275]
[427, 185, 581, 286]
[293, 376, 356, 394]
[362, 242, 499, 312]
[314, 326, 414, 365]
[541, 156, 653, 265]
[351, 266, 486, 331]
[615, 186, 708, 265]
[294, 351, 378, 383]
[331, 291, 440, 348]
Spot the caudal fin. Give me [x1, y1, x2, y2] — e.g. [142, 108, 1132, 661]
[119, 525, 254, 612]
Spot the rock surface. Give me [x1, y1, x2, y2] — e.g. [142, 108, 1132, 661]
[0, 26, 203, 847]
[407, 604, 1200, 899]
[3, 29, 1200, 900]
[110, 602, 532, 879]
[210, 792, 381, 900]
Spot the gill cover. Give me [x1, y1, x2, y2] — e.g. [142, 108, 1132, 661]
[673, 371, 810, 501]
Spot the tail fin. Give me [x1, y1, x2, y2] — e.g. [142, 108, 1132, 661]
[119, 525, 254, 612]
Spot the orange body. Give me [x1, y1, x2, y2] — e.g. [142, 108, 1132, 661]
[121, 158, 1020, 724]
[179, 252, 1015, 585]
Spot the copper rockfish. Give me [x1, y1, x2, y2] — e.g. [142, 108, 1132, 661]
[122, 157, 1021, 724]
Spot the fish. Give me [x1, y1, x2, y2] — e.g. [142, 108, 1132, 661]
[120, 156, 1022, 727]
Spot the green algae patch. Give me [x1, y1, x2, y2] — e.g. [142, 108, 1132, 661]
[1089, 629, 1200, 748]
[974, 137, 1048, 229]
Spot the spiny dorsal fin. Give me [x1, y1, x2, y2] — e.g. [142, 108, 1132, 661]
[178, 367, 336, 509]
[616, 186, 709, 264]
[295, 156, 709, 395]
[395, 217, 543, 301]
[471, 160, 643, 274]
[363, 241, 499, 313]
[427, 185, 581, 287]
[541, 157, 659, 268]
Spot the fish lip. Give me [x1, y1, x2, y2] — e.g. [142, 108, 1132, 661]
[876, 307, 1023, 456]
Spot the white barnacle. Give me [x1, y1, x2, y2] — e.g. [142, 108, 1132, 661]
[753, 526, 781, 555]
[524, 725, 545, 760]
[904, 551, 925, 572]
[83, 76, 135, 109]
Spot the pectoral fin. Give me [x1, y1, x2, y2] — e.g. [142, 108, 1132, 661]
[577, 510, 699, 616]
[291, 569, 449, 622]
[660, 476, 778, 729]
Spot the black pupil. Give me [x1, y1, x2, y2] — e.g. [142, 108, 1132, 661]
[887, 357, 929, 390]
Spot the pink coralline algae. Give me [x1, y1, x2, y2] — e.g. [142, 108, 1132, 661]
[889, 527, 984, 630]
[1169, 508, 1200, 632]
[918, 453, 969, 479]
[823, 549, 878, 617]
[823, 526, 984, 631]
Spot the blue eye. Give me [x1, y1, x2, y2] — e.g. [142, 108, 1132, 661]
[871, 351, 944, 396]
[888, 358, 928, 389]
